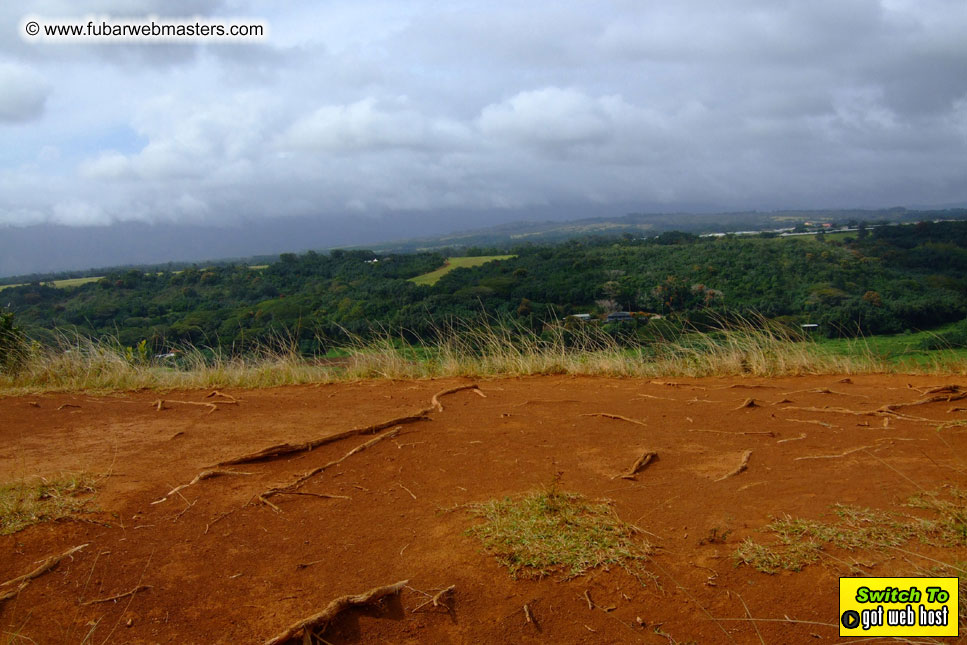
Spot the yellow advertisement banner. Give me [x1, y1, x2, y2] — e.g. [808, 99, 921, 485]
[840, 577, 959, 637]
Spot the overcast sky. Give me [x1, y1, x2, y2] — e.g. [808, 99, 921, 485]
[3, 0, 967, 231]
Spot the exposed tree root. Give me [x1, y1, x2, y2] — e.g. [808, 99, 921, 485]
[794, 445, 873, 461]
[782, 387, 866, 398]
[81, 584, 152, 605]
[716, 450, 752, 481]
[580, 412, 647, 427]
[214, 417, 423, 467]
[635, 393, 675, 401]
[258, 427, 402, 506]
[513, 399, 581, 407]
[216, 384, 480, 468]
[879, 390, 967, 412]
[263, 579, 408, 645]
[275, 491, 350, 500]
[152, 469, 253, 504]
[619, 451, 658, 479]
[431, 384, 483, 412]
[916, 384, 962, 395]
[776, 432, 807, 444]
[0, 544, 88, 603]
[781, 405, 932, 423]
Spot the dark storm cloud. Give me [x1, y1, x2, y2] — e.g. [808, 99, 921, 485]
[2, 0, 967, 229]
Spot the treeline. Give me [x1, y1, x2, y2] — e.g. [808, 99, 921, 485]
[4, 221, 967, 354]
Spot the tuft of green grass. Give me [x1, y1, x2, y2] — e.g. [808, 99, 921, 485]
[0, 473, 96, 535]
[735, 488, 967, 574]
[465, 488, 649, 579]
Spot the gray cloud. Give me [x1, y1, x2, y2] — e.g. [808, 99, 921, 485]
[2, 0, 967, 232]
[0, 62, 48, 122]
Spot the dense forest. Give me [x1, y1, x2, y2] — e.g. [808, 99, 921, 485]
[4, 221, 967, 355]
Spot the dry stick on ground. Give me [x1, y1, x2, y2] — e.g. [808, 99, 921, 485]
[736, 592, 766, 645]
[80, 584, 152, 606]
[688, 428, 775, 437]
[154, 400, 219, 414]
[716, 384, 778, 390]
[794, 445, 874, 461]
[777, 432, 807, 444]
[785, 418, 835, 428]
[0, 544, 88, 603]
[523, 603, 534, 624]
[258, 427, 402, 506]
[152, 469, 253, 504]
[215, 384, 480, 468]
[206, 390, 238, 402]
[716, 450, 752, 482]
[580, 413, 647, 427]
[411, 585, 455, 612]
[619, 450, 658, 480]
[263, 580, 408, 645]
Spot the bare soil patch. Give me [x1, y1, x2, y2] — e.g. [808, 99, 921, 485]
[1, 375, 965, 643]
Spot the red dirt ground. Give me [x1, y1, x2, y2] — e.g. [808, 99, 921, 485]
[1, 375, 965, 644]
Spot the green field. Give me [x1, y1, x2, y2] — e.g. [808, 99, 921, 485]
[0, 276, 102, 291]
[409, 255, 516, 286]
[814, 325, 967, 366]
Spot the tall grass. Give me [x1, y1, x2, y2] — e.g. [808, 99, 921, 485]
[2, 316, 966, 394]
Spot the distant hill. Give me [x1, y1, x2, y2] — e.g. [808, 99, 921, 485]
[4, 207, 967, 286]
[366, 207, 963, 252]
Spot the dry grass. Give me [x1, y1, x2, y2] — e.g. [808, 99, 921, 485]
[0, 473, 96, 535]
[465, 486, 649, 580]
[3, 316, 967, 394]
[734, 488, 967, 574]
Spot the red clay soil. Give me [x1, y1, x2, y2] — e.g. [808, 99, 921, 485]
[1, 375, 965, 644]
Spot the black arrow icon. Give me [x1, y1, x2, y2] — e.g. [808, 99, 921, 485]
[841, 610, 860, 630]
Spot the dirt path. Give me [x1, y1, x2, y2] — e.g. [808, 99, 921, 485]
[1, 375, 965, 643]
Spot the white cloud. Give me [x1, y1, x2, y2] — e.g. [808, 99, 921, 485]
[281, 98, 468, 153]
[79, 150, 132, 179]
[51, 199, 110, 226]
[479, 88, 614, 150]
